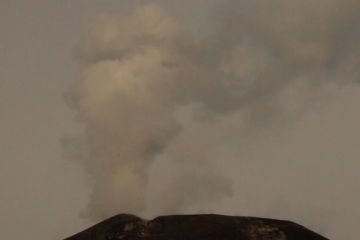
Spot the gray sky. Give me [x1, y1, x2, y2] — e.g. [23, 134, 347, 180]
[1, 1, 359, 240]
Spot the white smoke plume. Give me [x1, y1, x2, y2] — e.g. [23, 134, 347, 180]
[65, 2, 360, 236]
[67, 4, 224, 219]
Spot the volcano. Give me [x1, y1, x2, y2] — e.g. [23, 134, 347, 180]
[65, 214, 329, 240]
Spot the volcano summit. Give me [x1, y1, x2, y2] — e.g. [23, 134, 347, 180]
[65, 214, 329, 240]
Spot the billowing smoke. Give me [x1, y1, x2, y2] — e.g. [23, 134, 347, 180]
[66, 4, 232, 219]
[65, 1, 360, 235]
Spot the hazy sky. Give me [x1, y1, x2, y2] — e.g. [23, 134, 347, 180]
[1, 1, 359, 240]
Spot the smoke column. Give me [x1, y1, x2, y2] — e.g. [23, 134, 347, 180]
[65, 1, 360, 236]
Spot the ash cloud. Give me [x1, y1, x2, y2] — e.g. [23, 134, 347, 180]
[65, 1, 360, 234]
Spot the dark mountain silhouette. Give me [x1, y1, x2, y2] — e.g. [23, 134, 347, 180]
[65, 214, 330, 240]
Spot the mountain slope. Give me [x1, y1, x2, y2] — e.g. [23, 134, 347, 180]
[65, 214, 330, 240]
